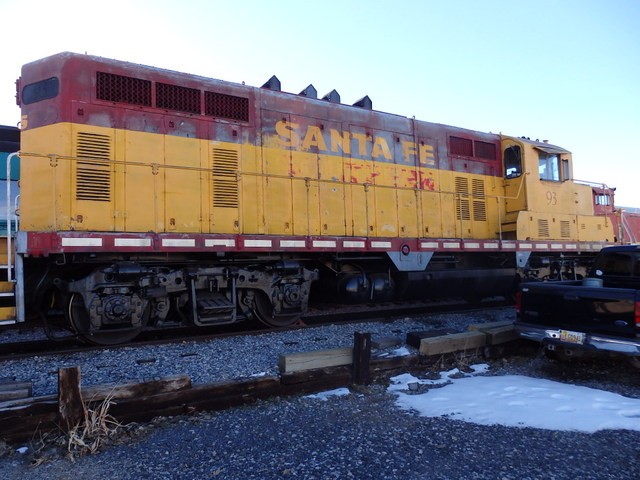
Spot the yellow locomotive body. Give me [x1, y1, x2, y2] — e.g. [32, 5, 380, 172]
[19, 122, 613, 244]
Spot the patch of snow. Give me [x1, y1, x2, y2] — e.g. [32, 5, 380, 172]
[389, 365, 640, 433]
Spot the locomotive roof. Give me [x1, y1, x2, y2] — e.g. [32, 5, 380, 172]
[22, 52, 567, 152]
[515, 136, 570, 154]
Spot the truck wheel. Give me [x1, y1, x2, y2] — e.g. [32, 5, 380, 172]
[544, 348, 562, 362]
[544, 346, 580, 362]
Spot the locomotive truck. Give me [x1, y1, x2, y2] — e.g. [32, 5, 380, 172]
[1, 51, 638, 344]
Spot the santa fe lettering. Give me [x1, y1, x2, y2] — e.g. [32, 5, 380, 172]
[274, 120, 433, 165]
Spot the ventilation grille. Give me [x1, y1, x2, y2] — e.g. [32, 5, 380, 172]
[75, 132, 112, 202]
[205, 91, 249, 122]
[96, 72, 151, 106]
[471, 179, 487, 222]
[474, 141, 496, 160]
[455, 177, 470, 221]
[560, 220, 571, 238]
[450, 135, 497, 160]
[156, 83, 200, 113]
[95, 72, 250, 122]
[450, 136, 473, 157]
[212, 148, 239, 208]
[538, 219, 550, 238]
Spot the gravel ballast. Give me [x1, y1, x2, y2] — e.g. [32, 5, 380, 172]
[0, 309, 510, 397]
[1, 307, 640, 479]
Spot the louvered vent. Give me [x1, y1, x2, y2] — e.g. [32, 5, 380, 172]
[474, 141, 496, 160]
[455, 177, 470, 221]
[450, 136, 473, 157]
[471, 179, 487, 222]
[538, 219, 550, 238]
[560, 220, 571, 238]
[212, 148, 239, 208]
[75, 132, 112, 202]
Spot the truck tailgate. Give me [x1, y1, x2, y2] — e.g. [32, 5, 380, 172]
[520, 283, 638, 338]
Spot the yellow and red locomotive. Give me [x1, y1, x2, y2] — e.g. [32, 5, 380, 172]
[1, 52, 637, 344]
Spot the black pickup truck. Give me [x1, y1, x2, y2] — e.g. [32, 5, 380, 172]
[515, 245, 640, 365]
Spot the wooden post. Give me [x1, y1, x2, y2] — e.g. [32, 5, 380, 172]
[352, 332, 371, 385]
[58, 367, 85, 432]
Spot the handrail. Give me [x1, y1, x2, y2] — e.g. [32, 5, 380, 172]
[573, 179, 613, 190]
[20, 149, 540, 244]
[5, 152, 18, 281]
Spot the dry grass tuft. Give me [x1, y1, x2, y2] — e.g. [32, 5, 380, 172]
[436, 347, 481, 372]
[66, 393, 122, 461]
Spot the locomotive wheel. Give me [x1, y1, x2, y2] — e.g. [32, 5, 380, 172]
[67, 293, 146, 345]
[253, 291, 301, 328]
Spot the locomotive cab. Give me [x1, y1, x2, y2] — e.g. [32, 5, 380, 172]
[500, 136, 613, 243]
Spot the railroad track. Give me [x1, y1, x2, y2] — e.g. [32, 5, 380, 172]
[0, 297, 511, 360]
[0, 301, 519, 444]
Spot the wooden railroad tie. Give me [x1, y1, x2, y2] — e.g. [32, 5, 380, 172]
[0, 380, 33, 402]
[279, 322, 518, 372]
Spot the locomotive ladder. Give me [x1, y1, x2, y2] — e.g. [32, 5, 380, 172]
[0, 152, 23, 325]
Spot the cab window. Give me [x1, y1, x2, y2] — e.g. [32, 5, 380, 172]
[562, 159, 570, 181]
[539, 152, 560, 181]
[22, 77, 59, 105]
[504, 145, 522, 179]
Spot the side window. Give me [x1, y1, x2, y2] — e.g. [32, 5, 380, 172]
[561, 158, 570, 181]
[594, 193, 611, 206]
[539, 153, 560, 181]
[504, 145, 522, 179]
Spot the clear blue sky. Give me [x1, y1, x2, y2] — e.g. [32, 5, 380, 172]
[2, 0, 639, 206]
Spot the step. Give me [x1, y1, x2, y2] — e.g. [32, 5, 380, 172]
[197, 296, 235, 312]
[0, 281, 14, 293]
[194, 293, 235, 325]
[0, 306, 16, 322]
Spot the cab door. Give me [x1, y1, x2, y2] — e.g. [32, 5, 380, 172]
[502, 138, 527, 213]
